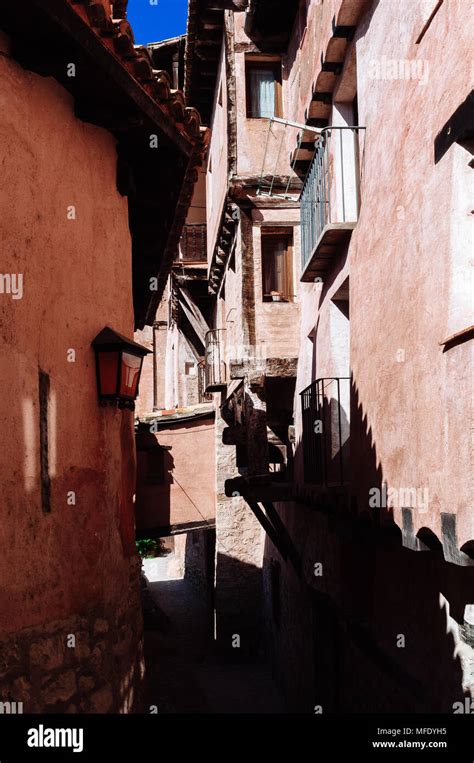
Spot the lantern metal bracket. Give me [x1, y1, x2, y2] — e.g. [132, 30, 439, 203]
[92, 326, 151, 411]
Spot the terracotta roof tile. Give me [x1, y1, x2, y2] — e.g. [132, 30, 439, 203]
[67, 0, 202, 146]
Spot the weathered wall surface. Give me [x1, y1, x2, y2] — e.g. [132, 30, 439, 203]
[293, 257, 351, 484]
[233, 14, 296, 180]
[263, 500, 474, 713]
[135, 291, 171, 417]
[285, 0, 350, 126]
[134, 324, 155, 417]
[349, 0, 473, 553]
[206, 40, 229, 259]
[0, 40, 143, 711]
[136, 415, 216, 534]
[251, 209, 301, 360]
[175, 528, 216, 607]
[214, 415, 265, 653]
[185, 168, 207, 228]
[288, 0, 473, 554]
[260, 0, 474, 713]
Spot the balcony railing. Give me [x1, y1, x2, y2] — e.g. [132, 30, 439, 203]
[205, 329, 227, 392]
[300, 127, 365, 281]
[175, 224, 207, 264]
[300, 377, 350, 486]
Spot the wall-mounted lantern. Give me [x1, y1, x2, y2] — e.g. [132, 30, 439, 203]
[91, 327, 151, 411]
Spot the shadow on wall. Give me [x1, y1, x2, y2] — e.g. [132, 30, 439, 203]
[183, 528, 216, 615]
[143, 544, 267, 665]
[262, 375, 474, 713]
[214, 552, 264, 658]
[135, 425, 174, 536]
[0, 387, 142, 713]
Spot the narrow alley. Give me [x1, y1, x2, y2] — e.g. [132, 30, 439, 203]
[0, 0, 472, 755]
[141, 546, 284, 714]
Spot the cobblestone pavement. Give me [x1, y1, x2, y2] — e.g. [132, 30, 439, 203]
[142, 554, 285, 714]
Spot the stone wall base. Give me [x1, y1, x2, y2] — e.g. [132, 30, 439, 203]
[0, 557, 144, 714]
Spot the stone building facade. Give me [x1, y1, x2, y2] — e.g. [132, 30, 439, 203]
[258, 0, 473, 712]
[145, 0, 473, 711]
[0, 0, 204, 712]
[141, 0, 306, 653]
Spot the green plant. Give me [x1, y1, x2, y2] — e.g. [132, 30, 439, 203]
[136, 538, 167, 559]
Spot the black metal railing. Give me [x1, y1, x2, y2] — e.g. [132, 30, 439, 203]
[300, 127, 364, 272]
[176, 224, 207, 263]
[205, 329, 227, 391]
[300, 377, 350, 486]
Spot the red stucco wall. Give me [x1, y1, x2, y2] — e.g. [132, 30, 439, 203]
[136, 415, 216, 533]
[0, 34, 143, 712]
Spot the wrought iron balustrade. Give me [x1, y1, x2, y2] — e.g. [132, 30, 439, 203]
[300, 126, 365, 280]
[300, 377, 350, 486]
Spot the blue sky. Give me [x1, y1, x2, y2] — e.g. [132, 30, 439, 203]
[127, 0, 188, 45]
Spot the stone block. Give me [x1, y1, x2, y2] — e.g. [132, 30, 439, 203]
[94, 619, 109, 635]
[89, 686, 113, 714]
[78, 675, 95, 693]
[12, 676, 31, 704]
[41, 670, 77, 705]
[29, 635, 65, 672]
[0, 641, 22, 675]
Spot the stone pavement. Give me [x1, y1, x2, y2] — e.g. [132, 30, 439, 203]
[142, 553, 284, 714]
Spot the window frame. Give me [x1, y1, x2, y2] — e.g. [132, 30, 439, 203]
[261, 227, 294, 303]
[245, 57, 283, 120]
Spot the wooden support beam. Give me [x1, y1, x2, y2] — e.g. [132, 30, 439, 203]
[246, 502, 288, 562]
[262, 501, 302, 577]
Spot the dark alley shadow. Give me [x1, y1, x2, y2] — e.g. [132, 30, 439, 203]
[142, 551, 284, 714]
[265, 373, 474, 713]
[135, 424, 174, 538]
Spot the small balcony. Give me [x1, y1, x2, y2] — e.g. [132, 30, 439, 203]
[300, 127, 364, 281]
[300, 377, 350, 487]
[205, 329, 227, 392]
[175, 224, 207, 265]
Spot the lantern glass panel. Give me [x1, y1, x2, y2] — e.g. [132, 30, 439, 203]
[98, 351, 120, 396]
[120, 352, 142, 398]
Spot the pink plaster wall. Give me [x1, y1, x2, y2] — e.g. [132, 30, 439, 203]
[185, 168, 207, 227]
[251, 209, 301, 359]
[135, 292, 169, 416]
[349, 0, 472, 550]
[291, 0, 473, 555]
[0, 50, 139, 633]
[233, 14, 297, 182]
[135, 416, 216, 532]
[206, 41, 229, 259]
